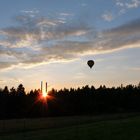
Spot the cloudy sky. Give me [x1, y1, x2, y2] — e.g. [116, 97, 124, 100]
[0, 0, 140, 91]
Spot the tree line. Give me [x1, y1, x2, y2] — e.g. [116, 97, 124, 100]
[0, 83, 140, 119]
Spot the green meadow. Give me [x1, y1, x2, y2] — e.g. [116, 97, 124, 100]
[0, 113, 140, 140]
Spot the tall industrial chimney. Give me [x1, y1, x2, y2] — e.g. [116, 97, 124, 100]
[46, 82, 47, 93]
[41, 81, 43, 93]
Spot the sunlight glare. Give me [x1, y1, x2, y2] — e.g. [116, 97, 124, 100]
[42, 89, 48, 98]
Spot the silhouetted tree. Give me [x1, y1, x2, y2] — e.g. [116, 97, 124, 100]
[3, 86, 9, 95]
[10, 87, 16, 96]
[17, 84, 25, 96]
[0, 82, 140, 119]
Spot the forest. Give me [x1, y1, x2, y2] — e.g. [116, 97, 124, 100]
[0, 83, 140, 119]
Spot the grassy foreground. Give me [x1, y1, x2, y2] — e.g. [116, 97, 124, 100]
[0, 113, 140, 140]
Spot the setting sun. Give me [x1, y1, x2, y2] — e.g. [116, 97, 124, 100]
[42, 90, 48, 98]
[41, 81, 48, 98]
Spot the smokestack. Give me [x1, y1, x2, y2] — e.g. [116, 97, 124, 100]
[46, 82, 47, 93]
[41, 81, 43, 93]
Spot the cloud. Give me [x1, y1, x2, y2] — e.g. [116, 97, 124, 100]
[116, 0, 140, 15]
[21, 10, 39, 14]
[99, 18, 140, 52]
[0, 79, 5, 82]
[73, 72, 86, 79]
[0, 13, 140, 70]
[125, 0, 140, 8]
[130, 67, 140, 71]
[0, 13, 91, 70]
[0, 62, 17, 70]
[116, 0, 124, 7]
[104, 18, 140, 36]
[11, 78, 23, 83]
[102, 11, 114, 22]
[59, 13, 73, 16]
[130, 67, 140, 72]
[20, 9, 39, 18]
[41, 17, 140, 59]
[81, 3, 88, 7]
[0, 78, 22, 84]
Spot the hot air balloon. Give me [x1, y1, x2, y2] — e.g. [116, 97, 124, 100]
[87, 60, 94, 68]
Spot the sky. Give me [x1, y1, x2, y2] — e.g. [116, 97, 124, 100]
[0, 0, 140, 92]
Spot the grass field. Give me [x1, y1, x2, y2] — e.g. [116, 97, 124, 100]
[0, 113, 140, 140]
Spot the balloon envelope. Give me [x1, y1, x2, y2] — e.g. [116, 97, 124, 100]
[87, 60, 94, 68]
